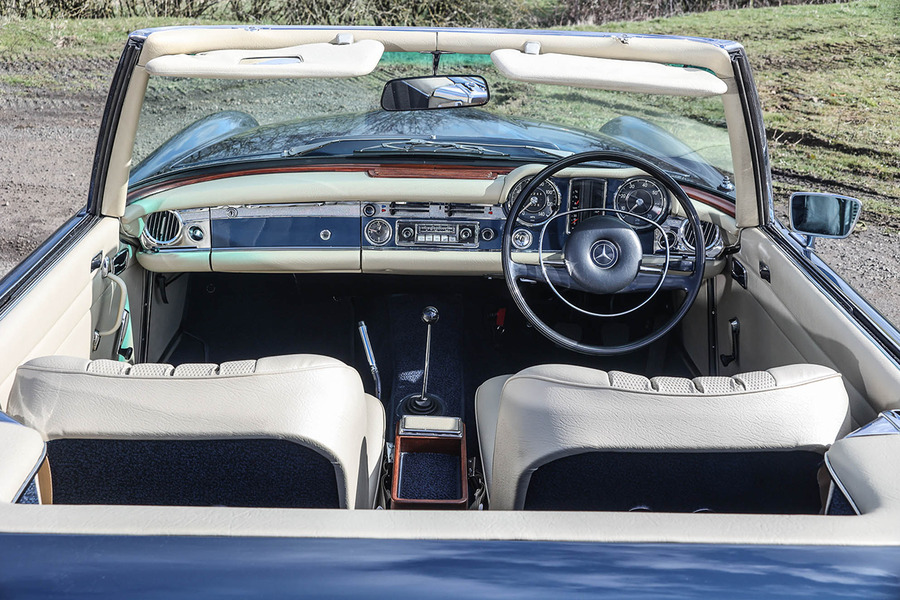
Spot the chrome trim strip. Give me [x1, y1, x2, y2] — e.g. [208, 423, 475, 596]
[846, 411, 900, 438]
[211, 246, 360, 253]
[210, 202, 360, 219]
[823, 452, 862, 516]
[138, 248, 209, 255]
[12, 446, 47, 505]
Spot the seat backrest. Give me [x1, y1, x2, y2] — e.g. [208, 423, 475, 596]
[486, 364, 851, 510]
[6, 355, 384, 509]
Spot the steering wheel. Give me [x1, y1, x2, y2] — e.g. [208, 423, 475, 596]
[502, 151, 706, 356]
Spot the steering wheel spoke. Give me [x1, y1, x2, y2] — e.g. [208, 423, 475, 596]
[509, 256, 580, 290]
[631, 254, 698, 292]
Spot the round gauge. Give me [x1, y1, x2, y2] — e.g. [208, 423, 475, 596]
[364, 218, 392, 246]
[614, 177, 669, 229]
[505, 177, 561, 226]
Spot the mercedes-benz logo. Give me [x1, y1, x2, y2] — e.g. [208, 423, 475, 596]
[590, 240, 619, 269]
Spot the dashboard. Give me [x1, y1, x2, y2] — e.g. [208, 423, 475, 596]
[131, 168, 730, 276]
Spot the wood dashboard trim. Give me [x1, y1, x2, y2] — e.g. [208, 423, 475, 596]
[684, 185, 735, 217]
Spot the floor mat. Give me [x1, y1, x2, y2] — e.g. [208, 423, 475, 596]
[164, 274, 356, 365]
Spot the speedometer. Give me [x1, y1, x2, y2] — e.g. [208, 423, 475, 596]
[614, 177, 669, 229]
[505, 177, 561, 226]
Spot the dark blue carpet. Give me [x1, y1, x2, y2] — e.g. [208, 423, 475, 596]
[47, 439, 340, 508]
[388, 295, 464, 420]
[398, 452, 461, 500]
[523, 451, 826, 514]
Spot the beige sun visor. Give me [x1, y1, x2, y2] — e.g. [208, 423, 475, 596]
[144, 38, 384, 78]
[491, 49, 728, 97]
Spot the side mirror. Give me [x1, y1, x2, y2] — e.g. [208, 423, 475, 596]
[789, 192, 862, 239]
[381, 75, 489, 111]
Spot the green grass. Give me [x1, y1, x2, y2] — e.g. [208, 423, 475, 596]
[571, 1, 900, 218]
[1, 2, 897, 220]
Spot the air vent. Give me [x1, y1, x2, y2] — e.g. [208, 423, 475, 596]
[446, 204, 490, 217]
[389, 202, 431, 216]
[143, 211, 183, 247]
[681, 221, 720, 251]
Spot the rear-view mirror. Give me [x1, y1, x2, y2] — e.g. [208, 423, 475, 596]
[789, 192, 862, 239]
[381, 75, 489, 111]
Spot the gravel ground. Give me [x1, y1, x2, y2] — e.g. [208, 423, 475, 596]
[0, 59, 897, 327]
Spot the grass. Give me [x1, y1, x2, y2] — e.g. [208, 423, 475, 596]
[0, 2, 897, 221]
[571, 0, 900, 219]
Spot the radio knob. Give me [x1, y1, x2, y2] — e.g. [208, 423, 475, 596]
[400, 226, 415, 241]
[459, 226, 474, 240]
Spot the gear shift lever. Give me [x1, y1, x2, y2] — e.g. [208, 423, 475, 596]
[405, 306, 440, 415]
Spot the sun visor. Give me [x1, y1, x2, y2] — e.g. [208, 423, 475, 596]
[145, 39, 384, 78]
[490, 49, 728, 97]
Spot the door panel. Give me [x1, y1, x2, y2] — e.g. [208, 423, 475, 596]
[0, 217, 120, 411]
[715, 227, 900, 426]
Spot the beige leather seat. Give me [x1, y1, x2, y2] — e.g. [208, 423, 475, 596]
[476, 364, 851, 511]
[7, 354, 384, 509]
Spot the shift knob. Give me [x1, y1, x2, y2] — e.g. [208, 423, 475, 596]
[422, 306, 439, 325]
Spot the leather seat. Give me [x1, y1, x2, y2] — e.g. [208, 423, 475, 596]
[7, 354, 384, 509]
[476, 364, 851, 511]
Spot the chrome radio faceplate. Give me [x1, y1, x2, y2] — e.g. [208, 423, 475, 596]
[395, 221, 480, 247]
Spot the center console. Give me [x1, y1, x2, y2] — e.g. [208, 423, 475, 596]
[390, 415, 468, 510]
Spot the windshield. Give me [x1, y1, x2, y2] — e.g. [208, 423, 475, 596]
[130, 52, 734, 199]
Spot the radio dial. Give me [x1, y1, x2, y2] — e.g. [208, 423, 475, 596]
[400, 226, 415, 241]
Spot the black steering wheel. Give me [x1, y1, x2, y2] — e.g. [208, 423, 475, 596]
[502, 151, 706, 356]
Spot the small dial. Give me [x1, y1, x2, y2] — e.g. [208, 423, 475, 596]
[505, 177, 561, 226]
[364, 218, 392, 246]
[614, 177, 669, 229]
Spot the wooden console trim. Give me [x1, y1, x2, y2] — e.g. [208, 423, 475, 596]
[391, 426, 468, 510]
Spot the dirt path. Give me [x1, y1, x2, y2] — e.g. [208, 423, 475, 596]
[0, 76, 110, 274]
[0, 62, 897, 327]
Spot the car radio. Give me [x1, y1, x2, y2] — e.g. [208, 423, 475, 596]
[395, 221, 479, 247]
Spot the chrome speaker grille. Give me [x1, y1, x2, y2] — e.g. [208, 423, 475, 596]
[143, 211, 183, 246]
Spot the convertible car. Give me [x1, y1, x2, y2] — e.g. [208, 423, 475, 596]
[1, 25, 899, 596]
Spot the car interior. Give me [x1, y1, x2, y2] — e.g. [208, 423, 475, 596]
[0, 26, 898, 547]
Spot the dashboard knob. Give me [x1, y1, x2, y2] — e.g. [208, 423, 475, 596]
[188, 226, 204, 242]
[480, 227, 496, 242]
[459, 226, 474, 240]
[512, 228, 533, 249]
[400, 226, 415, 241]
[363, 203, 377, 217]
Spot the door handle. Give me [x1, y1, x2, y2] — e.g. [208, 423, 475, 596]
[720, 318, 740, 367]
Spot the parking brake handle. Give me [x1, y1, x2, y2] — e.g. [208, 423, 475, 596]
[357, 321, 382, 400]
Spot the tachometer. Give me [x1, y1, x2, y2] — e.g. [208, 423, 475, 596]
[505, 177, 561, 226]
[614, 177, 669, 229]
